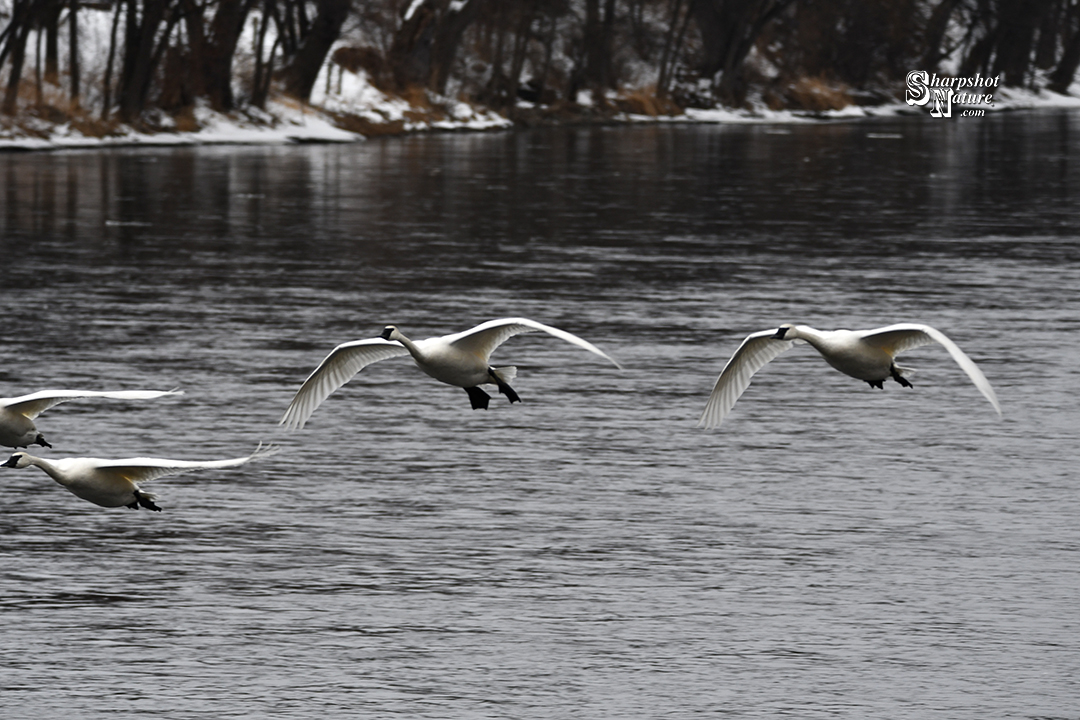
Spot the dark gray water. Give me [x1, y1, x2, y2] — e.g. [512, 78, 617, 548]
[1, 112, 1078, 719]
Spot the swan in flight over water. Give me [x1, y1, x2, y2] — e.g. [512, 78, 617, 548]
[0, 389, 184, 449]
[1, 444, 279, 511]
[280, 317, 623, 430]
[699, 323, 1002, 429]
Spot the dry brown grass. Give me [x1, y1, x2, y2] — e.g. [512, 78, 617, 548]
[0, 93, 126, 140]
[614, 86, 684, 117]
[326, 111, 406, 137]
[396, 84, 433, 111]
[782, 77, 853, 112]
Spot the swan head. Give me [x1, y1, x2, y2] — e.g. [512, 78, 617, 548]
[380, 325, 401, 341]
[33, 433, 51, 449]
[772, 324, 796, 340]
[2, 452, 31, 469]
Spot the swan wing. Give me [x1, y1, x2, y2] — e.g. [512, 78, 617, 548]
[859, 323, 1002, 416]
[280, 339, 410, 429]
[855, 324, 941, 356]
[91, 444, 280, 484]
[444, 317, 623, 369]
[699, 330, 795, 429]
[0, 389, 183, 420]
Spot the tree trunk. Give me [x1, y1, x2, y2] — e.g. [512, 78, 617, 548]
[991, 0, 1053, 86]
[388, 0, 483, 93]
[182, 0, 253, 111]
[601, 0, 617, 87]
[583, 0, 603, 94]
[1034, 0, 1062, 69]
[2, 18, 32, 115]
[43, 0, 62, 85]
[118, 0, 170, 122]
[690, 0, 741, 77]
[101, 0, 122, 118]
[506, 0, 537, 113]
[921, 0, 962, 70]
[657, 0, 692, 98]
[691, 0, 790, 103]
[69, 0, 80, 105]
[429, 0, 482, 93]
[1048, 4, 1080, 93]
[279, 0, 350, 100]
[252, 0, 273, 106]
[35, 18, 43, 105]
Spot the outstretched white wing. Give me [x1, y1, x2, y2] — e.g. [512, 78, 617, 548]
[699, 330, 795, 429]
[444, 317, 624, 369]
[0, 390, 183, 420]
[280, 339, 411, 430]
[858, 323, 1002, 416]
[90, 444, 280, 485]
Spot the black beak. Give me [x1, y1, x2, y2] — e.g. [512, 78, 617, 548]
[34, 434, 52, 449]
[379, 327, 393, 340]
[2, 456, 19, 467]
[772, 328, 788, 340]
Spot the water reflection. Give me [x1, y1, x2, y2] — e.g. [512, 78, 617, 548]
[3, 111, 1078, 267]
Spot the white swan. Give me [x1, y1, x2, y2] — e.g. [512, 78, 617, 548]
[280, 317, 623, 429]
[0, 389, 184, 449]
[1, 444, 280, 511]
[699, 323, 1002, 429]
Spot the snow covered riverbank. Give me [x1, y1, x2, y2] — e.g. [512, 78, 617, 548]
[2, 67, 1079, 153]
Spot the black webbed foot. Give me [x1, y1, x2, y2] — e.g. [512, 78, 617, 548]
[465, 386, 491, 410]
[497, 383, 521, 404]
[867, 379, 884, 389]
[890, 365, 913, 388]
[135, 492, 162, 512]
[488, 368, 521, 404]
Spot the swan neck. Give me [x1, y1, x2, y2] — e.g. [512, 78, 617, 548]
[394, 333, 423, 358]
[26, 456, 65, 484]
[790, 325, 827, 348]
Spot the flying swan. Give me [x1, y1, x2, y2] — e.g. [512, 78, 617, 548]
[0, 389, 184, 450]
[1, 444, 280, 511]
[280, 317, 623, 430]
[699, 323, 1002, 429]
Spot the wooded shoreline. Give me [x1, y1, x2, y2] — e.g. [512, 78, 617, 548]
[2, 0, 1079, 144]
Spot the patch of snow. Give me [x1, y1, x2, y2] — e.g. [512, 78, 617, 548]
[994, 84, 1080, 109]
[404, 0, 426, 22]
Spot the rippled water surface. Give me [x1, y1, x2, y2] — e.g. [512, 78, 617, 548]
[1, 112, 1079, 719]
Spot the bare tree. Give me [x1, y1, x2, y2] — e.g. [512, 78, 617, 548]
[116, 0, 178, 121]
[69, 0, 80, 105]
[180, 0, 258, 111]
[1049, 0, 1080, 92]
[691, 0, 792, 103]
[387, 0, 483, 93]
[1, 0, 41, 114]
[279, 0, 352, 100]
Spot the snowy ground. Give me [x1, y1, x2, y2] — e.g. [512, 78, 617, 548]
[1, 64, 1079, 152]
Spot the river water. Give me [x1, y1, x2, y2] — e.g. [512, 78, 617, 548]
[1, 112, 1078, 719]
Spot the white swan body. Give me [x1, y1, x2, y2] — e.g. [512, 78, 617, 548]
[0, 389, 184, 449]
[1, 444, 279, 511]
[281, 317, 623, 429]
[699, 323, 1002, 429]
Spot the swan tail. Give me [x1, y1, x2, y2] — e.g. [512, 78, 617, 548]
[486, 366, 517, 386]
